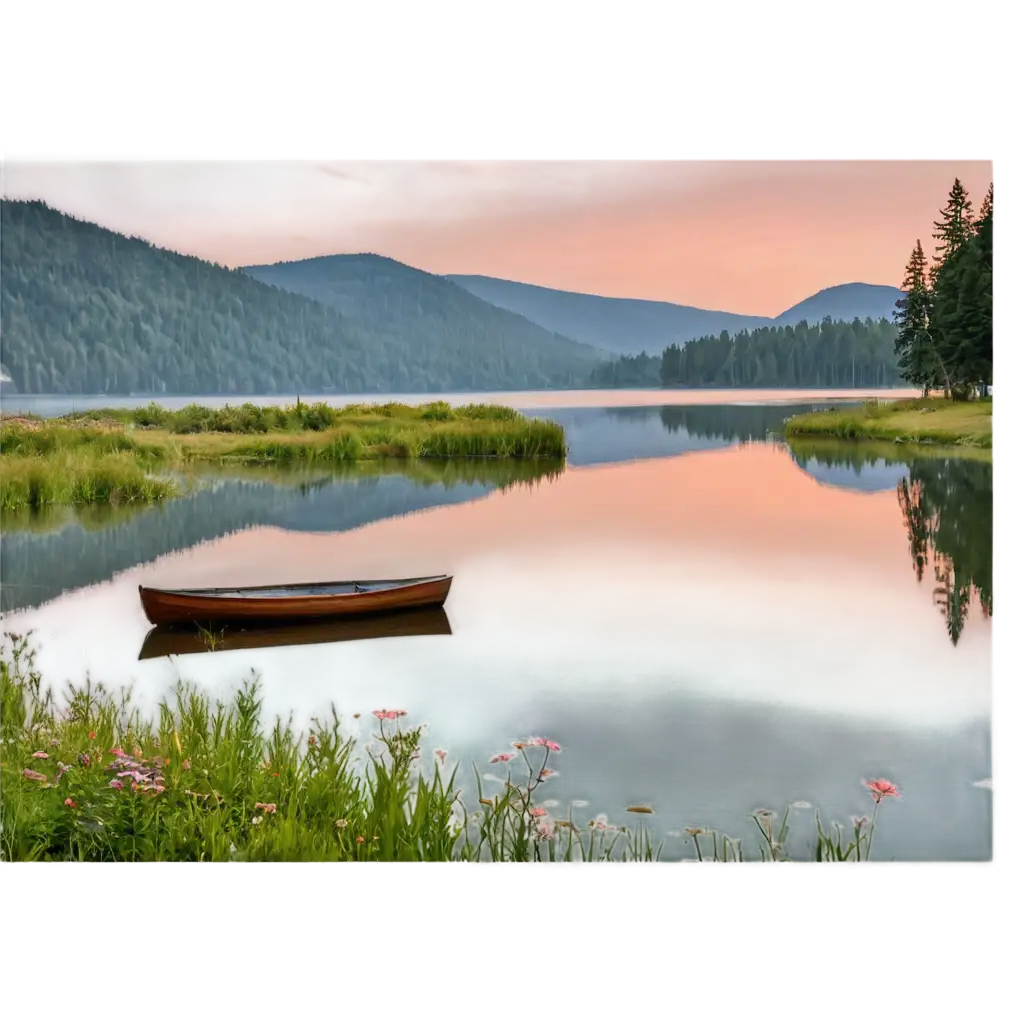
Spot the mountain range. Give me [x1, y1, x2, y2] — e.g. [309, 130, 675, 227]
[447, 275, 904, 356]
[0, 199, 904, 395]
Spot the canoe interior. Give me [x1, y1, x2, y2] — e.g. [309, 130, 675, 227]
[138, 605, 452, 660]
[159, 576, 450, 600]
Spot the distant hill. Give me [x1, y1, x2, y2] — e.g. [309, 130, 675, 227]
[774, 283, 904, 326]
[0, 201, 603, 395]
[243, 254, 605, 387]
[447, 275, 904, 355]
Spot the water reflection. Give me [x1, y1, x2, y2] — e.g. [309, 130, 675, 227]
[789, 439, 992, 645]
[139, 605, 451, 660]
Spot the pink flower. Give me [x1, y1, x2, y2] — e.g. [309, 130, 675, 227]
[539, 738, 561, 752]
[118, 770, 146, 784]
[49, 738, 58, 748]
[864, 778, 900, 804]
[182, 759, 191, 771]
[490, 752, 517, 763]
[64, 797, 77, 808]
[22, 769, 47, 782]
[372, 710, 398, 720]
[528, 807, 547, 817]
[254, 802, 277, 814]
[31, 751, 49, 759]
[109, 748, 125, 757]
[109, 779, 124, 790]
[534, 822, 555, 841]
[435, 749, 448, 764]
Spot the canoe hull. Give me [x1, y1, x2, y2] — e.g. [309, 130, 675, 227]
[138, 576, 452, 626]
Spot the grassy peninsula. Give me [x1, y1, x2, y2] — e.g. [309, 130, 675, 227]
[2, 633, 903, 863]
[0, 400, 567, 511]
[783, 397, 992, 450]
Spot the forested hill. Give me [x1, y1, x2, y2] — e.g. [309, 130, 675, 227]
[242, 254, 604, 388]
[0, 201, 604, 395]
[447, 274, 904, 356]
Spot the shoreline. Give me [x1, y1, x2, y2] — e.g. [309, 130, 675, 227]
[783, 397, 992, 449]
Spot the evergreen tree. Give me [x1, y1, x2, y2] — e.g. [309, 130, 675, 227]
[929, 180, 991, 398]
[893, 240, 937, 395]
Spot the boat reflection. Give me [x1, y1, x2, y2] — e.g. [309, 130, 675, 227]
[138, 606, 452, 660]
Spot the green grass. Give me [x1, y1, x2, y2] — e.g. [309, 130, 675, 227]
[783, 396, 992, 448]
[0, 401, 568, 511]
[1, 633, 904, 862]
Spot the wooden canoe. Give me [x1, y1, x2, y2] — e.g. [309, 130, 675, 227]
[138, 605, 451, 659]
[138, 575, 453, 626]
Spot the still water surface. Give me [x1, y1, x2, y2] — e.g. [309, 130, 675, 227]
[0, 392, 991, 860]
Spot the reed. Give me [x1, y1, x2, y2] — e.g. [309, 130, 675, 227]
[0, 402, 568, 511]
[1, 633, 903, 863]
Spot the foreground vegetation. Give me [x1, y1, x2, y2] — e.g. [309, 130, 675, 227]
[1, 634, 903, 862]
[0, 400, 567, 511]
[783, 397, 992, 449]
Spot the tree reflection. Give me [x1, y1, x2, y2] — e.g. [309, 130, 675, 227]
[897, 457, 992, 645]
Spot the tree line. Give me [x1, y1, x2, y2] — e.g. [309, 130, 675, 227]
[591, 317, 902, 388]
[894, 179, 993, 398]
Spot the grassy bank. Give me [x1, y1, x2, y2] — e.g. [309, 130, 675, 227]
[2, 633, 902, 862]
[783, 397, 992, 448]
[0, 401, 567, 511]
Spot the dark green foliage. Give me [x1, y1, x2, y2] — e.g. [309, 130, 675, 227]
[896, 179, 992, 399]
[590, 318, 901, 389]
[0, 201, 602, 395]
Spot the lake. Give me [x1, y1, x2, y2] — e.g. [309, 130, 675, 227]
[0, 390, 992, 860]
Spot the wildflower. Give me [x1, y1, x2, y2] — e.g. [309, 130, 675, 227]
[490, 752, 516, 764]
[50, 738, 58, 748]
[56, 762, 70, 780]
[626, 805, 654, 814]
[528, 807, 547, 817]
[252, 816, 263, 825]
[133, 747, 142, 758]
[64, 798, 77, 808]
[334, 819, 348, 829]
[685, 828, 705, 836]
[353, 713, 361, 719]
[308, 734, 317, 747]
[539, 738, 561, 752]
[539, 768, 557, 779]
[272, 772, 278, 777]
[254, 802, 277, 815]
[182, 759, 191, 771]
[109, 748, 125, 757]
[22, 769, 47, 782]
[532, 815, 557, 839]
[88, 731, 96, 740]
[31, 751, 49, 759]
[435, 749, 448, 764]
[864, 778, 900, 804]
[754, 808, 774, 818]
[109, 779, 124, 790]
[118, 770, 146, 784]
[78, 753, 90, 768]
[852, 816, 870, 829]
[356, 836, 365, 845]
[372, 710, 393, 720]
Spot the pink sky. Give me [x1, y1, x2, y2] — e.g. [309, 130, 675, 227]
[2, 160, 992, 315]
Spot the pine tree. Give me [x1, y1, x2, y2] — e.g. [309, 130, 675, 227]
[893, 240, 937, 395]
[977, 181, 993, 222]
[930, 180, 990, 398]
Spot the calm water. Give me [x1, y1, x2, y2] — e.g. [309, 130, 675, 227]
[0, 392, 992, 860]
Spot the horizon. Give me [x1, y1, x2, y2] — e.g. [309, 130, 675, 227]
[0, 161, 991, 317]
